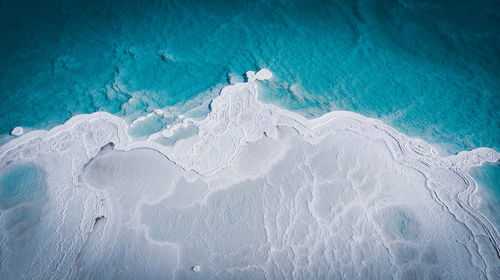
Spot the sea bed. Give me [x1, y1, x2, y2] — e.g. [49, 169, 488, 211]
[0, 69, 499, 279]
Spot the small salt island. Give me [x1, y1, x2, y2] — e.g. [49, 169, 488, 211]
[10, 126, 24, 136]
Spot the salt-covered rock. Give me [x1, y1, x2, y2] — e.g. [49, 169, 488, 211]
[245, 70, 256, 82]
[10, 126, 24, 136]
[254, 68, 272, 80]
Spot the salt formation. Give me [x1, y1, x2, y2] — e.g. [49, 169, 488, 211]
[0, 69, 499, 279]
[10, 126, 23, 136]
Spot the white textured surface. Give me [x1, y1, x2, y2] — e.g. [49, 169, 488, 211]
[0, 69, 499, 279]
[10, 126, 23, 136]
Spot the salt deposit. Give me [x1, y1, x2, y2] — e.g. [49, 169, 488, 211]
[10, 126, 23, 136]
[0, 69, 498, 279]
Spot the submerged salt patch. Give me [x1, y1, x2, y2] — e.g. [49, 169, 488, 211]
[10, 126, 23, 136]
[0, 163, 46, 210]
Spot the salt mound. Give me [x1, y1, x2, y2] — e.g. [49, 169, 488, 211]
[0, 69, 499, 279]
[255, 68, 272, 80]
[10, 126, 23, 136]
[246, 68, 273, 83]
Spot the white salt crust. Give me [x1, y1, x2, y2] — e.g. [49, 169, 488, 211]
[0, 69, 499, 279]
[10, 126, 23, 136]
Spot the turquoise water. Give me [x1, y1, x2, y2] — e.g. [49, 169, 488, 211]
[1, 0, 499, 154]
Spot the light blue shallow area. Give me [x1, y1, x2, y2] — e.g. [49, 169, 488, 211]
[470, 163, 500, 229]
[0, 163, 46, 210]
[0, 0, 499, 155]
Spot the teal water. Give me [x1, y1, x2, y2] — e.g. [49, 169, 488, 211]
[1, 0, 499, 154]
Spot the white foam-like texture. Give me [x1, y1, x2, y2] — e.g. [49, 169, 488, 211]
[0, 69, 499, 279]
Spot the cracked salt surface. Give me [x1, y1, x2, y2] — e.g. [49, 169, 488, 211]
[0, 69, 499, 279]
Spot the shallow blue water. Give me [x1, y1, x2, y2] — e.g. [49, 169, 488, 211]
[470, 163, 500, 229]
[1, 0, 499, 154]
[0, 163, 46, 210]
